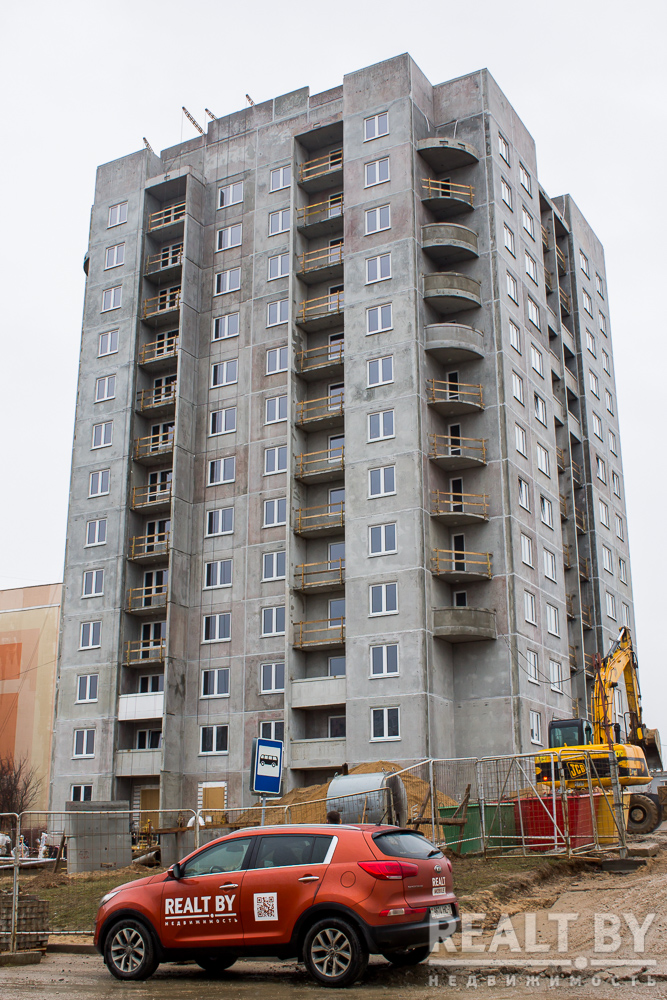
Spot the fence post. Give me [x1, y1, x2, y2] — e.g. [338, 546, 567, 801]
[558, 752, 571, 857]
[609, 751, 627, 858]
[478, 762, 487, 856]
[428, 760, 436, 843]
[584, 753, 600, 851]
[10, 814, 20, 953]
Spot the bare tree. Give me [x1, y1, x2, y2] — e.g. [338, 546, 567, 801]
[0, 755, 42, 815]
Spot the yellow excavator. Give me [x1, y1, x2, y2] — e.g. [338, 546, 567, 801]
[535, 627, 663, 833]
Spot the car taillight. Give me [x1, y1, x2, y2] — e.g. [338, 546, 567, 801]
[357, 860, 419, 880]
[379, 906, 428, 917]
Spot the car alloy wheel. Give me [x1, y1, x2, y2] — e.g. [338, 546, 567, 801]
[111, 926, 145, 974]
[312, 927, 352, 978]
[104, 918, 158, 981]
[303, 917, 368, 988]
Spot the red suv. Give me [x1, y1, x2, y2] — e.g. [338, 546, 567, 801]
[95, 823, 459, 987]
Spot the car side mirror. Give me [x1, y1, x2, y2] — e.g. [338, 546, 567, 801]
[171, 862, 183, 880]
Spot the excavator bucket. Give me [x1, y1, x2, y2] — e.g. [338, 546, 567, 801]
[644, 729, 663, 771]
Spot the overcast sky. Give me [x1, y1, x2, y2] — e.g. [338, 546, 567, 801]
[1, 0, 665, 736]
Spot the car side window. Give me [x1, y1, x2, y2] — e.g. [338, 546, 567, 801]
[183, 837, 252, 877]
[253, 834, 332, 869]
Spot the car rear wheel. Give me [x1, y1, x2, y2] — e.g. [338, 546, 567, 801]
[196, 954, 238, 974]
[382, 944, 432, 966]
[303, 917, 368, 988]
[104, 918, 158, 981]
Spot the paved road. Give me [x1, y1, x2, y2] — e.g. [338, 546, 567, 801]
[0, 953, 662, 999]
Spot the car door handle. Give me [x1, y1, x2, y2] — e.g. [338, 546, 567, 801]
[219, 882, 238, 889]
[298, 875, 319, 883]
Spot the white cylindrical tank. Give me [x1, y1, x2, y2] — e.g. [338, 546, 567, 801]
[326, 772, 407, 826]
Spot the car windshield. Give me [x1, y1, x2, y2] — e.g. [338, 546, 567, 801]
[373, 831, 443, 859]
[183, 837, 252, 877]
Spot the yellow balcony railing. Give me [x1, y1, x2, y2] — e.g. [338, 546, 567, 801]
[145, 245, 183, 273]
[579, 556, 590, 580]
[575, 505, 587, 533]
[431, 548, 492, 578]
[563, 544, 573, 570]
[544, 267, 554, 293]
[131, 484, 172, 509]
[429, 434, 487, 463]
[298, 149, 343, 184]
[293, 502, 345, 534]
[559, 287, 572, 314]
[581, 605, 594, 629]
[293, 618, 345, 648]
[125, 640, 166, 666]
[572, 459, 583, 487]
[298, 243, 344, 273]
[296, 291, 344, 324]
[136, 385, 176, 412]
[143, 287, 181, 319]
[129, 532, 170, 561]
[138, 335, 179, 365]
[426, 379, 483, 408]
[126, 587, 168, 612]
[556, 244, 567, 275]
[295, 446, 345, 478]
[148, 202, 186, 232]
[541, 224, 549, 250]
[566, 594, 576, 619]
[421, 178, 474, 208]
[559, 494, 569, 520]
[296, 341, 344, 373]
[431, 490, 489, 519]
[296, 393, 344, 424]
[556, 447, 565, 472]
[296, 196, 343, 226]
[294, 559, 345, 590]
[134, 432, 174, 461]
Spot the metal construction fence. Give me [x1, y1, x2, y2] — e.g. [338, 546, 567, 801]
[0, 750, 628, 951]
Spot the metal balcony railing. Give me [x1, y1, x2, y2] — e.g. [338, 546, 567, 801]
[295, 341, 344, 374]
[296, 196, 343, 227]
[572, 459, 583, 487]
[559, 494, 569, 520]
[298, 243, 344, 273]
[584, 652, 595, 675]
[294, 446, 345, 478]
[575, 505, 587, 533]
[556, 244, 567, 275]
[421, 178, 474, 208]
[134, 432, 174, 462]
[293, 502, 345, 534]
[126, 587, 168, 612]
[148, 202, 186, 232]
[296, 393, 344, 424]
[541, 224, 549, 250]
[566, 594, 576, 619]
[544, 267, 554, 293]
[145, 245, 183, 274]
[430, 490, 489, 519]
[559, 287, 572, 314]
[294, 559, 345, 591]
[581, 605, 594, 629]
[579, 556, 590, 580]
[426, 379, 483, 409]
[298, 149, 343, 184]
[138, 335, 179, 365]
[569, 645, 577, 669]
[556, 447, 565, 473]
[131, 484, 172, 509]
[129, 531, 170, 561]
[431, 548, 492, 578]
[296, 290, 344, 324]
[563, 544, 573, 570]
[136, 385, 177, 412]
[430, 434, 487, 464]
[293, 618, 345, 648]
[125, 640, 166, 666]
[143, 287, 181, 319]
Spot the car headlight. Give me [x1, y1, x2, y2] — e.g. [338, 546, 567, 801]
[100, 890, 122, 906]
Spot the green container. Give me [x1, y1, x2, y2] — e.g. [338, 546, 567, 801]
[438, 803, 516, 854]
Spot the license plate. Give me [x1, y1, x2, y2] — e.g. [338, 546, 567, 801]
[431, 904, 453, 918]
[432, 886, 448, 895]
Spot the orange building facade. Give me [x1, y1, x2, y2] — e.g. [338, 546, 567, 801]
[0, 583, 61, 812]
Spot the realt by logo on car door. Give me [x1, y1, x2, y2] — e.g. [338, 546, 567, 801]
[163, 894, 237, 925]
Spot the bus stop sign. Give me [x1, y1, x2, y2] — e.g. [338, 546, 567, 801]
[250, 737, 284, 796]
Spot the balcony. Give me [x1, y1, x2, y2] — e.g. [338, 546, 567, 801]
[431, 548, 492, 583]
[556, 244, 567, 276]
[421, 179, 474, 218]
[144, 244, 183, 283]
[142, 286, 181, 326]
[560, 493, 569, 520]
[578, 556, 590, 581]
[115, 749, 161, 777]
[581, 605, 594, 630]
[563, 544, 573, 570]
[296, 197, 344, 238]
[298, 149, 343, 192]
[118, 692, 164, 722]
[291, 675, 346, 710]
[290, 737, 346, 769]
[426, 379, 483, 416]
[433, 607, 496, 643]
[134, 432, 174, 465]
[126, 586, 168, 616]
[295, 393, 344, 430]
[138, 335, 179, 368]
[147, 201, 186, 236]
[295, 341, 344, 380]
[424, 323, 484, 364]
[125, 639, 166, 667]
[541, 225, 549, 251]
[295, 447, 344, 483]
[421, 223, 478, 264]
[136, 384, 176, 416]
[129, 531, 170, 563]
[429, 434, 487, 471]
[556, 447, 566, 473]
[296, 291, 344, 331]
[566, 594, 576, 620]
[572, 459, 583, 487]
[297, 243, 344, 284]
[430, 490, 489, 526]
[131, 484, 172, 513]
[293, 503, 344, 537]
[575, 505, 587, 534]
[584, 652, 595, 676]
[559, 286, 572, 316]
[544, 267, 554, 293]
[294, 559, 344, 593]
[423, 272, 481, 315]
[293, 619, 345, 650]
[416, 137, 479, 172]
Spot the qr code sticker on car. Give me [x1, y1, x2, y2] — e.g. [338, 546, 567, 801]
[254, 892, 278, 921]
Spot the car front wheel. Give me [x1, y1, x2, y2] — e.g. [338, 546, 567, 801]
[104, 918, 158, 981]
[303, 917, 368, 988]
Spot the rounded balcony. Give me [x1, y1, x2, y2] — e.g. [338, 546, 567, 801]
[429, 434, 487, 471]
[423, 272, 481, 315]
[422, 223, 478, 264]
[431, 548, 492, 583]
[426, 379, 483, 416]
[417, 137, 479, 172]
[421, 179, 474, 218]
[433, 607, 496, 643]
[424, 323, 484, 364]
[430, 491, 489, 526]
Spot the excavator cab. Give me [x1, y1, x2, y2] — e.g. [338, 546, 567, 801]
[548, 718, 594, 749]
